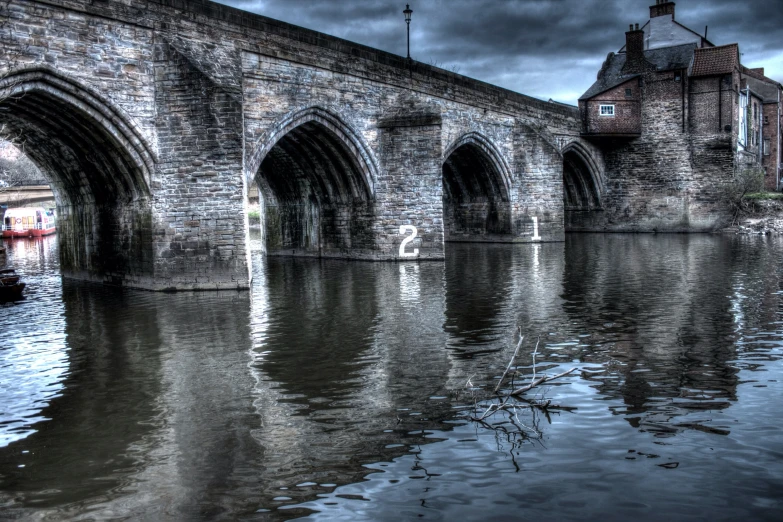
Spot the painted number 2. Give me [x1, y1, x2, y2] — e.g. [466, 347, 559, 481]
[531, 217, 542, 241]
[399, 225, 419, 257]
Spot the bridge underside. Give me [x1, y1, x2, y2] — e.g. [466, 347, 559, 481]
[0, 74, 155, 287]
[443, 142, 512, 242]
[563, 147, 604, 231]
[256, 120, 375, 258]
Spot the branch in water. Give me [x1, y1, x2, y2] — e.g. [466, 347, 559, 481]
[508, 367, 577, 397]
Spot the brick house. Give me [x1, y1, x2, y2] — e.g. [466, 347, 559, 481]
[740, 67, 783, 190]
[576, 1, 782, 231]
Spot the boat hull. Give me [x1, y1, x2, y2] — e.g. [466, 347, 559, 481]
[2, 227, 56, 238]
[0, 282, 25, 302]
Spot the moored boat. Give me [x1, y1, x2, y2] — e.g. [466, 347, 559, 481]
[0, 268, 25, 301]
[2, 207, 56, 238]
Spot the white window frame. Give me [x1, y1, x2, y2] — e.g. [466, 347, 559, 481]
[599, 104, 615, 117]
[738, 91, 748, 148]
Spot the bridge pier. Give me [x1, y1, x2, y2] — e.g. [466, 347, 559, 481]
[148, 39, 249, 290]
[375, 114, 445, 259]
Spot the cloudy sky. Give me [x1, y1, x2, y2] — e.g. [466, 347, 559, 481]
[214, 0, 783, 105]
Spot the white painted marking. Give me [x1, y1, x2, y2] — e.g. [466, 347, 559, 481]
[531, 217, 542, 241]
[399, 225, 419, 257]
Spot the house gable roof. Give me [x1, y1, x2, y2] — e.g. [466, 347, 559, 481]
[690, 43, 739, 77]
[580, 43, 696, 101]
[742, 72, 782, 103]
[618, 20, 714, 52]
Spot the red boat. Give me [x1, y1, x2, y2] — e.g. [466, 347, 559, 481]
[0, 268, 25, 301]
[2, 207, 56, 238]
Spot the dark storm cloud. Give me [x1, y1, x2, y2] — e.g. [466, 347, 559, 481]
[215, 0, 783, 104]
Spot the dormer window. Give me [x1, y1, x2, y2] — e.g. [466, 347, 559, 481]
[600, 104, 615, 116]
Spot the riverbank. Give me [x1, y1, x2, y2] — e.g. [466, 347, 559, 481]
[721, 198, 783, 235]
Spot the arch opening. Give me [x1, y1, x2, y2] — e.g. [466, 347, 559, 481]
[563, 144, 602, 231]
[442, 139, 512, 242]
[0, 69, 154, 283]
[255, 120, 374, 256]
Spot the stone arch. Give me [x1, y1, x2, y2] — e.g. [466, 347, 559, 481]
[0, 66, 156, 283]
[442, 132, 513, 241]
[562, 140, 603, 211]
[247, 106, 377, 199]
[0, 66, 154, 204]
[249, 107, 378, 256]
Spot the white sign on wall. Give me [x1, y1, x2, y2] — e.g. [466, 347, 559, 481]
[399, 225, 419, 257]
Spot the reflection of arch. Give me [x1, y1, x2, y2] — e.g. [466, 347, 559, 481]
[0, 67, 154, 203]
[250, 107, 377, 255]
[562, 141, 602, 210]
[248, 107, 377, 199]
[442, 132, 513, 239]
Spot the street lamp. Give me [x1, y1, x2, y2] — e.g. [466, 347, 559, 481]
[403, 4, 413, 60]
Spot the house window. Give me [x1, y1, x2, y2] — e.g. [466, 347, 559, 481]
[625, 88, 633, 98]
[764, 139, 771, 156]
[599, 104, 615, 116]
[674, 72, 681, 82]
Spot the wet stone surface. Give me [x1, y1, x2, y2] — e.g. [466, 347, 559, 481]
[1, 233, 782, 520]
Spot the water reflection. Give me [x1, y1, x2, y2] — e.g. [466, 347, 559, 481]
[1, 234, 782, 519]
[561, 235, 756, 435]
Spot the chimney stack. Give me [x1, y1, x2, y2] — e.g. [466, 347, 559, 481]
[650, 1, 675, 20]
[623, 24, 648, 74]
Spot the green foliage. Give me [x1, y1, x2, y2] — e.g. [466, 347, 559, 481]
[723, 166, 765, 211]
[743, 192, 783, 200]
[247, 208, 261, 220]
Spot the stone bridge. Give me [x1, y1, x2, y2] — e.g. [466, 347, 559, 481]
[0, 0, 604, 290]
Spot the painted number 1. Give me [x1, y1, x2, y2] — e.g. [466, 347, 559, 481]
[531, 217, 541, 241]
[399, 225, 419, 257]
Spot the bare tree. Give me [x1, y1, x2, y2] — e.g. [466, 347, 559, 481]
[0, 129, 43, 212]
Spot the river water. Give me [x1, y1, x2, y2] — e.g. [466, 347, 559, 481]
[1, 233, 782, 521]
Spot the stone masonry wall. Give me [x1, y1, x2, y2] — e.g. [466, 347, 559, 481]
[376, 118, 444, 258]
[596, 71, 711, 231]
[241, 51, 568, 257]
[583, 69, 736, 232]
[1, 0, 158, 148]
[2, 0, 585, 288]
[151, 39, 248, 289]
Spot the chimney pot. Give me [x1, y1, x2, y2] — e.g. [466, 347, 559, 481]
[650, 1, 675, 20]
[635, 23, 639, 30]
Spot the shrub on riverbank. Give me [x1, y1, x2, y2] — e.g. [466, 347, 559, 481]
[247, 206, 261, 227]
[743, 192, 783, 200]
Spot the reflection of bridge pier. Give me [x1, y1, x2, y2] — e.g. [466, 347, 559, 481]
[244, 257, 457, 501]
[0, 280, 266, 519]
